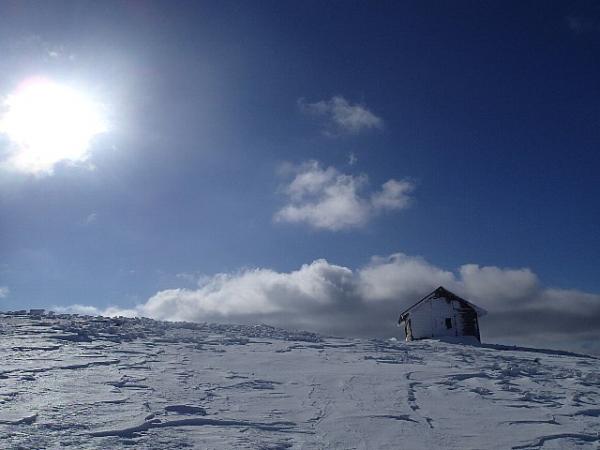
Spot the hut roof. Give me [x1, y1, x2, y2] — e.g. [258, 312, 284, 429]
[398, 286, 487, 323]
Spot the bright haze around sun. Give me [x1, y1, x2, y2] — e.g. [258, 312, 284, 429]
[0, 76, 107, 174]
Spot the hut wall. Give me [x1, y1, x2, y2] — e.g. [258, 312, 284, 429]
[404, 298, 480, 341]
[407, 298, 454, 340]
[452, 300, 480, 341]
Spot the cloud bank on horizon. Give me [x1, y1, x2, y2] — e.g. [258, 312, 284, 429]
[58, 252, 600, 355]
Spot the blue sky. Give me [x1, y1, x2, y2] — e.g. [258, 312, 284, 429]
[0, 1, 599, 352]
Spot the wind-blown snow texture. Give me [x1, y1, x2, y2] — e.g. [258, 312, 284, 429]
[1, 313, 599, 449]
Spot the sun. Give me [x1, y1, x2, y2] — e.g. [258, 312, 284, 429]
[0, 77, 107, 174]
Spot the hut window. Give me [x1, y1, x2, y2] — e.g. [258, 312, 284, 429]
[445, 318, 452, 329]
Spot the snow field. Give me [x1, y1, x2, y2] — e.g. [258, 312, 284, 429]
[0, 314, 598, 449]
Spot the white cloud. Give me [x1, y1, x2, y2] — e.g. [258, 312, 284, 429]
[53, 304, 103, 315]
[84, 212, 98, 225]
[58, 252, 600, 354]
[358, 254, 455, 302]
[53, 304, 138, 317]
[142, 260, 356, 324]
[0, 286, 9, 298]
[370, 179, 414, 211]
[274, 160, 414, 231]
[299, 96, 383, 135]
[459, 264, 540, 306]
[566, 16, 600, 34]
[175, 271, 211, 286]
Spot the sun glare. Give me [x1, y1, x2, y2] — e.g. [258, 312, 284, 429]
[0, 77, 107, 174]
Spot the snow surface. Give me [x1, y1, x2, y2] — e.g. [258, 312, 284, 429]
[0, 313, 599, 449]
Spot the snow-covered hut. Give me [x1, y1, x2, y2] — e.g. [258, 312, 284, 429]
[398, 286, 487, 342]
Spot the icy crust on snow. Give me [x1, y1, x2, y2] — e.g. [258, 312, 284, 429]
[0, 313, 599, 449]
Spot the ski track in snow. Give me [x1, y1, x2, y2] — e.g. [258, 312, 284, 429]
[0, 314, 599, 449]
